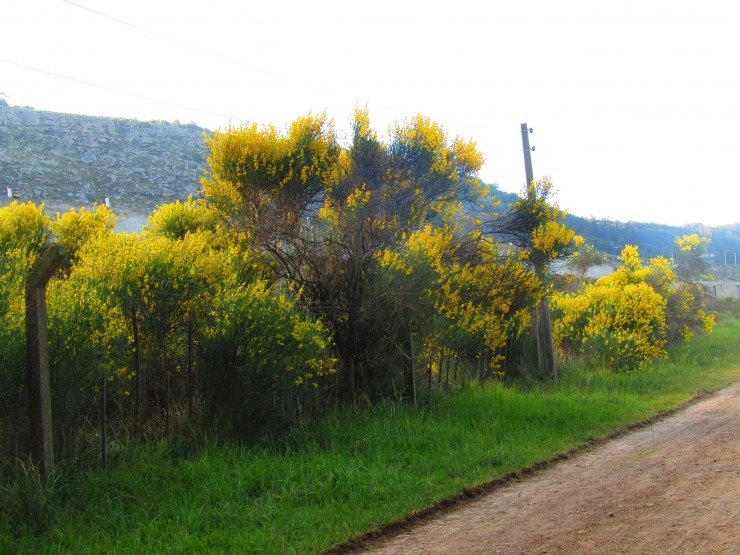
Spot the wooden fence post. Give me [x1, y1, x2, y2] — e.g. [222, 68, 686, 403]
[132, 306, 141, 434]
[188, 310, 194, 420]
[26, 244, 66, 480]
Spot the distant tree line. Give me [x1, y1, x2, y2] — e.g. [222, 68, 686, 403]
[562, 216, 739, 262]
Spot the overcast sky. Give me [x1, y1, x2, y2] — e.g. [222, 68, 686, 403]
[1, 0, 738, 226]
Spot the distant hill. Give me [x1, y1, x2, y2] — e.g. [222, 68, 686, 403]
[487, 188, 740, 264]
[2, 101, 739, 262]
[562, 216, 740, 262]
[0, 100, 209, 217]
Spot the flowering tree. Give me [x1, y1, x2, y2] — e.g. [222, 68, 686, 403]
[674, 234, 710, 280]
[201, 108, 491, 401]
[485, 177, 581, 379]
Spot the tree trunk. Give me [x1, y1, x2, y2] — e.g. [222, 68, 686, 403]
[399, 323, 417, 404]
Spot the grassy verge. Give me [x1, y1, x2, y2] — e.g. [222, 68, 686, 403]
[2, 311, 738, 554]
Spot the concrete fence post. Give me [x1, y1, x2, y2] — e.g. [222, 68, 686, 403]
[26, 244, 66, 480]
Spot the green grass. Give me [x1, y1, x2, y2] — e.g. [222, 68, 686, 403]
[2, 313, 739, 554]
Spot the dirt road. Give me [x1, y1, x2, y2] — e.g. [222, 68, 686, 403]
[363, 382, 740, 554]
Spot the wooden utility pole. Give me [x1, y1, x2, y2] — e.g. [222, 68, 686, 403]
[520, 124, 557, 381]
[538, 294, 557, 380]
[521, 123, 534, 192]
[26, 244, 66, 479]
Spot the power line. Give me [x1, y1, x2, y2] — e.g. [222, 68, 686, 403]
[8, 1, 491, 137]
[5, 0, 494, 142]
[61, 0, 288, 83]
[58, 0, 486, 132]
[0, 58, 266, 127]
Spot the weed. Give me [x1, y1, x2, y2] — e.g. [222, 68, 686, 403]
[0, 457, 63, 537]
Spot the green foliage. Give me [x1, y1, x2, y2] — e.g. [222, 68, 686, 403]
[1, 104, 723, 490]
[200, 107, 501, 400]
[0, 457, 63, 536]
[558, 214, 740, 263]
[2, 319, 737, 553]
[198, 283, 335, 439]
[565, 242, 608, 284]
[0, 197, 338, 467]
[552, 243, 715, 371]
[674, 233, 710, 280]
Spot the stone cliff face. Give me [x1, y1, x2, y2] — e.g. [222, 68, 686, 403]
[0, 101, 210, 218]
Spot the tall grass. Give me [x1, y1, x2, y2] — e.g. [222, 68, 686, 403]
[2, 313, 738, 554]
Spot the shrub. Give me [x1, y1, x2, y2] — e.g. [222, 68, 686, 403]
[197, 282, 335, 439]
[552, 244, 714, 371]
[553, 281, 667, 371]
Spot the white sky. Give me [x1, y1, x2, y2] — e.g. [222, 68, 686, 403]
[1, 0, 739, 226]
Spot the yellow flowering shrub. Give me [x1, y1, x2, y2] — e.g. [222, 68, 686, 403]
[552, 280, 667, 371]
[201, 112, 340, 236]
[145, 196, 219, 240]
[676, 233, 708, 253]
[51, 204, 117, 266]
[46, 276, 130, 430]
[494, 178, 581, 289]
[674, 233, 711, 279]
[379, 224, 539, 377]
[0, 194, 339, 452]
[531, 220, 578, 261]
[388, 115, 486, 228]
[0, 245, 33, 460]
[1, 203, 52, 454]
[552, 243, 714, 371]
[614, 247, 714, 342]
[197, 281, 335, 438]
[0, 200, 49, 257]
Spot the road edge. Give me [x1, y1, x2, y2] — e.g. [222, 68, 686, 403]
[321, 383, 736, 555]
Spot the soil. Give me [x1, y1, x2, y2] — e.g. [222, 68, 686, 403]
[358, 382, 740, 554]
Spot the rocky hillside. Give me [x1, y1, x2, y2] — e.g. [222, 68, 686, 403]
[0, 100, 209, 220]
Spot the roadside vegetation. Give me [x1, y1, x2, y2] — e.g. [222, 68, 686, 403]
[1, 306, 737, 553]
[1, 108, 735, 553]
